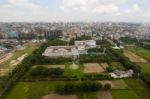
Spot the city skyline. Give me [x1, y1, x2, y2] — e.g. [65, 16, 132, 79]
[0, 0, 150, 22]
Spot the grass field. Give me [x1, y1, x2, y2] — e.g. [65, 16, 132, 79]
[124, 79, 150, 99]
[111, 89, 139, 99]
[2, 81, 65, 99]
[111, 80, 128, 89]
[110, 62, 125, 70]
[64, 64, 84, 79]
[126, 44, 150, 60]
[138, 63, 150, 74]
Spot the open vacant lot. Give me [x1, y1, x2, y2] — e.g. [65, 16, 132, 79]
[100, 63, 109, 70]
[33, 65, 65, 69]
[42, 94, 77, 99]
[124, 50, 147, 63]
[126, 45, 150, 61]
[83, 63, 104, 73]
[0, 52, 14, 64]
[0, 44, 38, 76]
[97, 91, 113, 99]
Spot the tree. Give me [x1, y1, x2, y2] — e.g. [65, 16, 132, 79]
[106, 66, 114, 72]
[104, 83, 111, 90]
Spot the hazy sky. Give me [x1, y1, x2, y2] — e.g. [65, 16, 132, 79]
[0, 0, 150, 22]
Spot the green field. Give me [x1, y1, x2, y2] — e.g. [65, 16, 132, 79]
[124, 79, 150, 99]
[111, 80, 128, 89]
[138, 63, 150, 74]
[2, 81, 65, 99]
[126, 45, 150, 60]
[111, 89, 139, 99]
[64, 64, 84, 79]
[110, 62, 125, 70]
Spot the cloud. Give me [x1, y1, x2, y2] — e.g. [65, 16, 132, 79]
[0, 0, 51, 22]
[61, 0, 132, 15]
[0, 0, 150, 22]
[133, 4, 141, 11]
[8, 0, 40, 9]
[61, 0, 150, 22]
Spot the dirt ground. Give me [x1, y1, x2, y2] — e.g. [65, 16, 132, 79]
[100, 63, 109, 70]
[0, 53, 14, 64]
[97, 91, 113, 99]
[0, 69, 11, 76]
[124, 51, 147, 63]
[32, 65, 65, 69]
[83, 63, 104, 73]
[47, 65, 65, 69]
[10, 53, 28, 67]
[42, 94, 77, 99]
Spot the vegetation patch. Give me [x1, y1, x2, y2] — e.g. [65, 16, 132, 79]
[124, 79, 150, 99]
[111, 89, 139, 99]
[2, 81, 64, 99]
[138, 63, 150, 74]
[126, 44, 150, 61]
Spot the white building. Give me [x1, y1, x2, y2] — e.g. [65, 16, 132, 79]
[110, 69, 133, 78]
[42, 46, 79, 58]
[75, 40, 96, 54]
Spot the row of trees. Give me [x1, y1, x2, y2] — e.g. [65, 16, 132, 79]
[30, 66, 64, 77]
[141, 73, 150, 87]
[88, 48, 104, 53]
[23, 67, 112, 81]
[81, 74, 112, 81]
[110, 49, 141, 73]
[79, 48, 118, 63]
[56, 81, 111, 94]
[29, 55, 72, 65]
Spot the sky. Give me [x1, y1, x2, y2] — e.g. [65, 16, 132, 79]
[0, 0, 150, 22]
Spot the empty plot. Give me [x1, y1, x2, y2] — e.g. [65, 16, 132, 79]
[124, 50, 147, 63]
[84, 63, 104, 73]
[42, 94, 77, 99]
[0, 69, 12, 76]
[0, 53, 14, 64]
[100, 63, 109, 70]
[97, 91, 113, 99]
[33, 65, 65, 69]
[46, 65, 65, 69]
